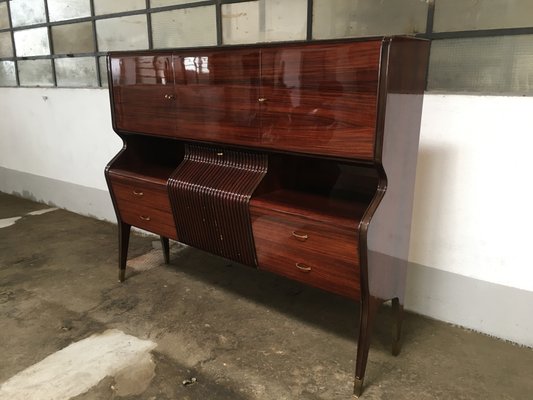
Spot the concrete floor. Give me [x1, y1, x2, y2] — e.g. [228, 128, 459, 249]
[0, 192, 532, 400]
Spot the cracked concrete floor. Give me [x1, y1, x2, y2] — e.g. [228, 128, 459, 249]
[0, 192, 532, 400]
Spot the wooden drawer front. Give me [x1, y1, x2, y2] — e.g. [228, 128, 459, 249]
[109, 178, 177, 240]
[251, 209, 360, 299]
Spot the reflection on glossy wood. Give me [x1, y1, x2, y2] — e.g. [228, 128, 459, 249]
[173, 49, 261, 145]
[260, 41, 381, 159]
[110, 54, 176, 136]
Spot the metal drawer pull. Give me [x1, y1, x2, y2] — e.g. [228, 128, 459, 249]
[258, 97, 267, 103]
[295, 262, 311, 272]
[292, 231, 308, 241]
[164, 94, 175, 100]
[139, 215, 151, 221]
[132, 190, 144, 197]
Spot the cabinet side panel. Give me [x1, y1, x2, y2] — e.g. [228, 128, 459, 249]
[366, 39, 430, 301]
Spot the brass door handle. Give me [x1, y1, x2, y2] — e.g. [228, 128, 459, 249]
[164, 94, 176, 100]
[292, 231, 308, 241]
[139, 215, 151, 221]
[132, 190, 144, 197]
[295, 262, 311, 272]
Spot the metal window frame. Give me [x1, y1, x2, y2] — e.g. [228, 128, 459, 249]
[1, 0, 533, 88]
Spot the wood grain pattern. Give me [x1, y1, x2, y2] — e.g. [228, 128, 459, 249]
[251, 208, 360, 299]
[260, 40, 381, 159]
[108, 174, 178, 240]
[173, 49, 261, 145]
[110, 54, 176, 136]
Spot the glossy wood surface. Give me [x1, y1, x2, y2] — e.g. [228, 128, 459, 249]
[108, 174, 178, 240]
[110, 54, 176, 136]
[173, 49, 261, 145]
[251, 208, 360, 299]
[259, 41, 381, 159]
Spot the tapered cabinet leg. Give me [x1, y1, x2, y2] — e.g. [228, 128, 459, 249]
[160, 236, 170, 264]
[391, 297, 404, 356]
[354, 296, 381, 398]
[118, 222, 131, 282]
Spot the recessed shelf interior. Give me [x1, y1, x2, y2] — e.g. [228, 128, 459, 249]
[108, 134, 185, 185]
[251, 153, 378, 229]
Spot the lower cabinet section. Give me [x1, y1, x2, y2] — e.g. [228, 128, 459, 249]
[251, 207, 361, 300]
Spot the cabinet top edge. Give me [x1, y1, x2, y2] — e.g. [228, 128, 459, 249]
[107, 36, 429, 57]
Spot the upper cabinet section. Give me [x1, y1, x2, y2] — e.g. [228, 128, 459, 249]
[107, 38, 429, 161]
[110, 54, 177, 137]
[173, 49, 261, 146]
[259, 41, 381, 160]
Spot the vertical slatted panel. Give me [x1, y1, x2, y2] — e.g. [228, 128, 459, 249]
[168, 144, 267, 266]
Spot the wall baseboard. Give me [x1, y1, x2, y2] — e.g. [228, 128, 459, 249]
[406, 262, 533, 347]
[1, 166, 532, 347]
[0, 166, 115, 222]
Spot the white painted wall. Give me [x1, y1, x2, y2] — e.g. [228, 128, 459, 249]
[1, 87, 532, 343]
[0, 88, 122, 192]
[410, 95, 533, 293]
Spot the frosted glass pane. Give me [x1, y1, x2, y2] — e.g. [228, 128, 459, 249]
[222, 0, 307, 44]
[0, 32, 13, 57]
[0, 3, 10, 30]
[428, 35, 533, 94]
[18, 59, 54, 86]
[96, 15, 148, 51]
[55, 57, 97, 87]
[434, 0, 533, 32]
[10, 0, 46, 27]
[0, 61, 17, 86]
[152, 6, 216, 48]
[99, 56, 108, 87]
[151, 0, 205, 7]
[313, 0, 427, 39]
[52, 22, 94, 54]
[14, 28, 50, 57]
[94, 0, 146, 15]
[48, 0, 91, 22]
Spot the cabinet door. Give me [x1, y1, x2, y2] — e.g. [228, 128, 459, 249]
[110, 54, 177, 137]
[173, 49, 260, 146]
[260, 41, 382, 160]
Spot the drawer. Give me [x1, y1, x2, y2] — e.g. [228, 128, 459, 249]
[109, 176, 178, 240]
[110, 177, 172, 214]
[251, 208, 360, 299]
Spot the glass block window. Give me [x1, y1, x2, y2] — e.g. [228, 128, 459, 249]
[0, 0, 532, 93]
[313, 0, 427, 39]
[222, 0, 307, 45]
[96, 15, 149, 52]
[152, 6, 217, 48]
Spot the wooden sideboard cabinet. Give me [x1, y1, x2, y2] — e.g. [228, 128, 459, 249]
[105, 37, 430, 397]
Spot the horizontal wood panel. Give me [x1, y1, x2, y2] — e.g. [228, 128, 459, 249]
[251, 208, 360, 299]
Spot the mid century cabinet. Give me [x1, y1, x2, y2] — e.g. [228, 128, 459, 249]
[105, 37, 430, 397]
